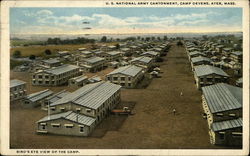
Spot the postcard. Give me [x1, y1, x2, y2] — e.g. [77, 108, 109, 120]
[0, 0, 249, 155]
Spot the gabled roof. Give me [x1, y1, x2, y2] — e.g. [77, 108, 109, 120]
[107, 65, 143, 77]
[26, 89, 53, 102]
[191, 56, 211, 64]
[202, 83, 242, 113]
[45, 64, 79, 75]
[10, 79, 26, 88]
[70, 75, 88, 83]
[84, 57, 105, 64]
[141, 51, 158, 56]
[130, 56, 153, 64]
[236, 77, 243, 84]
[107, 51, 121, 56]
[45, 90, 70, 103]
[231, 51, 243, 56]
[211, 118, 242, 132]
[189, 51, 204, 56]
[50, 81, 121, 110]
[194, 65, 229, 77]
[37, 111, 96, 126]
[42, 58, 60, 64]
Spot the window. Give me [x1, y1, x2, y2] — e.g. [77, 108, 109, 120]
[79, 126, 84, 133]
[51, 123, 60, 128]
[121, 77, 125, 81]
[207, 78, 213, 82]
[76, 108, 81, 113]
[38, 75, 42, 79]
[113, 77, 118, 81]
[45, 75, 49, 79]
[219, 132, 225, 140]
[229, 113, 236, 117]
[86, 109, 91, 113]
[45, 81, 49, 84]
[25, 101, 30, 104]
[64, 124, 74, 128]
[50, 107, 55, 111]
[39, 81, 42, 84]
[60, 107, 65, 112]
[232, 132, 242, 137]
[128, 83, 131, 87]
[216, 113, 223, 117]
[121, 83, 125, 86]
[40, 123, 46, 129]
[128, 77, 131, 81]
[33, 75, 35, 79]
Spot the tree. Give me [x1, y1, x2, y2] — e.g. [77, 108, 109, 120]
[115, 43, 120, 49]
[163, 36, 168, 41]
[145, 37, 150, 41]
[157, 37, 161, 41]
[101, 36, 107, 42]
[29, 55, 36, 60]
[13, 50, 21, 58]
[177, 41, 183, 46]
[44, 49, 52, 55]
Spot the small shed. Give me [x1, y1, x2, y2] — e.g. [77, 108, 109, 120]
[23, 89, 53, 108]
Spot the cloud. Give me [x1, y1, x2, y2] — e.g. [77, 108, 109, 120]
[13, 9, 240, 34]
[37, 10, 53, 16]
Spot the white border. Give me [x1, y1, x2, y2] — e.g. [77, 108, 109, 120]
[1, 0, 249, 155]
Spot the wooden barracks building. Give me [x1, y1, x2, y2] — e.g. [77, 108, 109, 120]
[32, 64, 81, 86]
[106, 65, 144, 88]
[201, 83, 242, 146]
[10, 79, 27, 102]
[36, 81, 121, 136]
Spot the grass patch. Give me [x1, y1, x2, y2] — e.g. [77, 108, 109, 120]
[10, 42, 119, 58]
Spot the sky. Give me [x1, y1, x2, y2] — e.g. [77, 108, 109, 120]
[10, 7, 242, 35]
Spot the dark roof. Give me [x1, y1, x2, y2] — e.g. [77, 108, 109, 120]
[211, 118, 242, 131]
[202, 83, 242, 113]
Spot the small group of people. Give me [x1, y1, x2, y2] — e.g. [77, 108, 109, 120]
[172, 91, 184, 115]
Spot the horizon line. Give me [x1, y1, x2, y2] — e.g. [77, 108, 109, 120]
[11, 31, 243, 36]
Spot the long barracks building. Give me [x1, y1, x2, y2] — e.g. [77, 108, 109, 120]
[32, 64, 81, 86]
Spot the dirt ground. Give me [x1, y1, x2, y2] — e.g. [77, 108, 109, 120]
[10, 43, 231, 149]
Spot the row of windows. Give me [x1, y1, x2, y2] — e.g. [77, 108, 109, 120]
[218, 132, 242, 140]
[11, 85, 25, 91]
[40, 124, 85, 133]
[216, 113, 237, 117]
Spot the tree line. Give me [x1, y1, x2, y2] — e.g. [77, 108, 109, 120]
[46, 37, 95, 45]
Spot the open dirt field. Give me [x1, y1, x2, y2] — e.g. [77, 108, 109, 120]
[10, 43, 230, 149]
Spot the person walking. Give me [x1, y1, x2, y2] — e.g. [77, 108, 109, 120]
[173, 108, 176, 115]
[180, 91, 183, 96]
